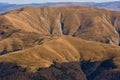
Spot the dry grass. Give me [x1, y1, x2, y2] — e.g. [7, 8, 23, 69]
[0, 6, 120, 72]
[0, 6, 120, 45]
[0, 36, 120, 72]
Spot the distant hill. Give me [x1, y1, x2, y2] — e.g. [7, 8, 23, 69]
[93, 1, 120, 10]
[0, 1, 120, 13]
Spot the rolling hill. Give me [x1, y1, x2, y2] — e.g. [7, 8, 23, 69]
[0, 6, 120, 80]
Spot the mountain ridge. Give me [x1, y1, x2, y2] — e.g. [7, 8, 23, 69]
[1, 1, 120, 13]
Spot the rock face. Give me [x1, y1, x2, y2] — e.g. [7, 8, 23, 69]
[0, 6, 120, 80]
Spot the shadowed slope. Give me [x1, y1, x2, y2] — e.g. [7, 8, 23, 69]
[0, 36, 120, 80]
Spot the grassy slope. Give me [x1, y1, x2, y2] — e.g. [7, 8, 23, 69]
[0, 36, 120, 72]
[0, 6, 120, 72]
[1, 6, 120, 45]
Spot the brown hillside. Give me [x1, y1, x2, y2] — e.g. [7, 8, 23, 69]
[0, 36, 120, 72]
[0, 6, 120, 45]
[0, 6, 120, 80]
[0, 36, 120, 80]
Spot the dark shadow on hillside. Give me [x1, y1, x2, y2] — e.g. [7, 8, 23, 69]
[81, 59, 117, 80]
[0, 59, 119, 80]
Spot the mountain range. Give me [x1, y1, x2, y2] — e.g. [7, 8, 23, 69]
[1, 1, 120, 13]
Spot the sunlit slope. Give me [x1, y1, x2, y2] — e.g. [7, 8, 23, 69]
[0, 6, 120, 45]
[0, 36, 120, 72]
